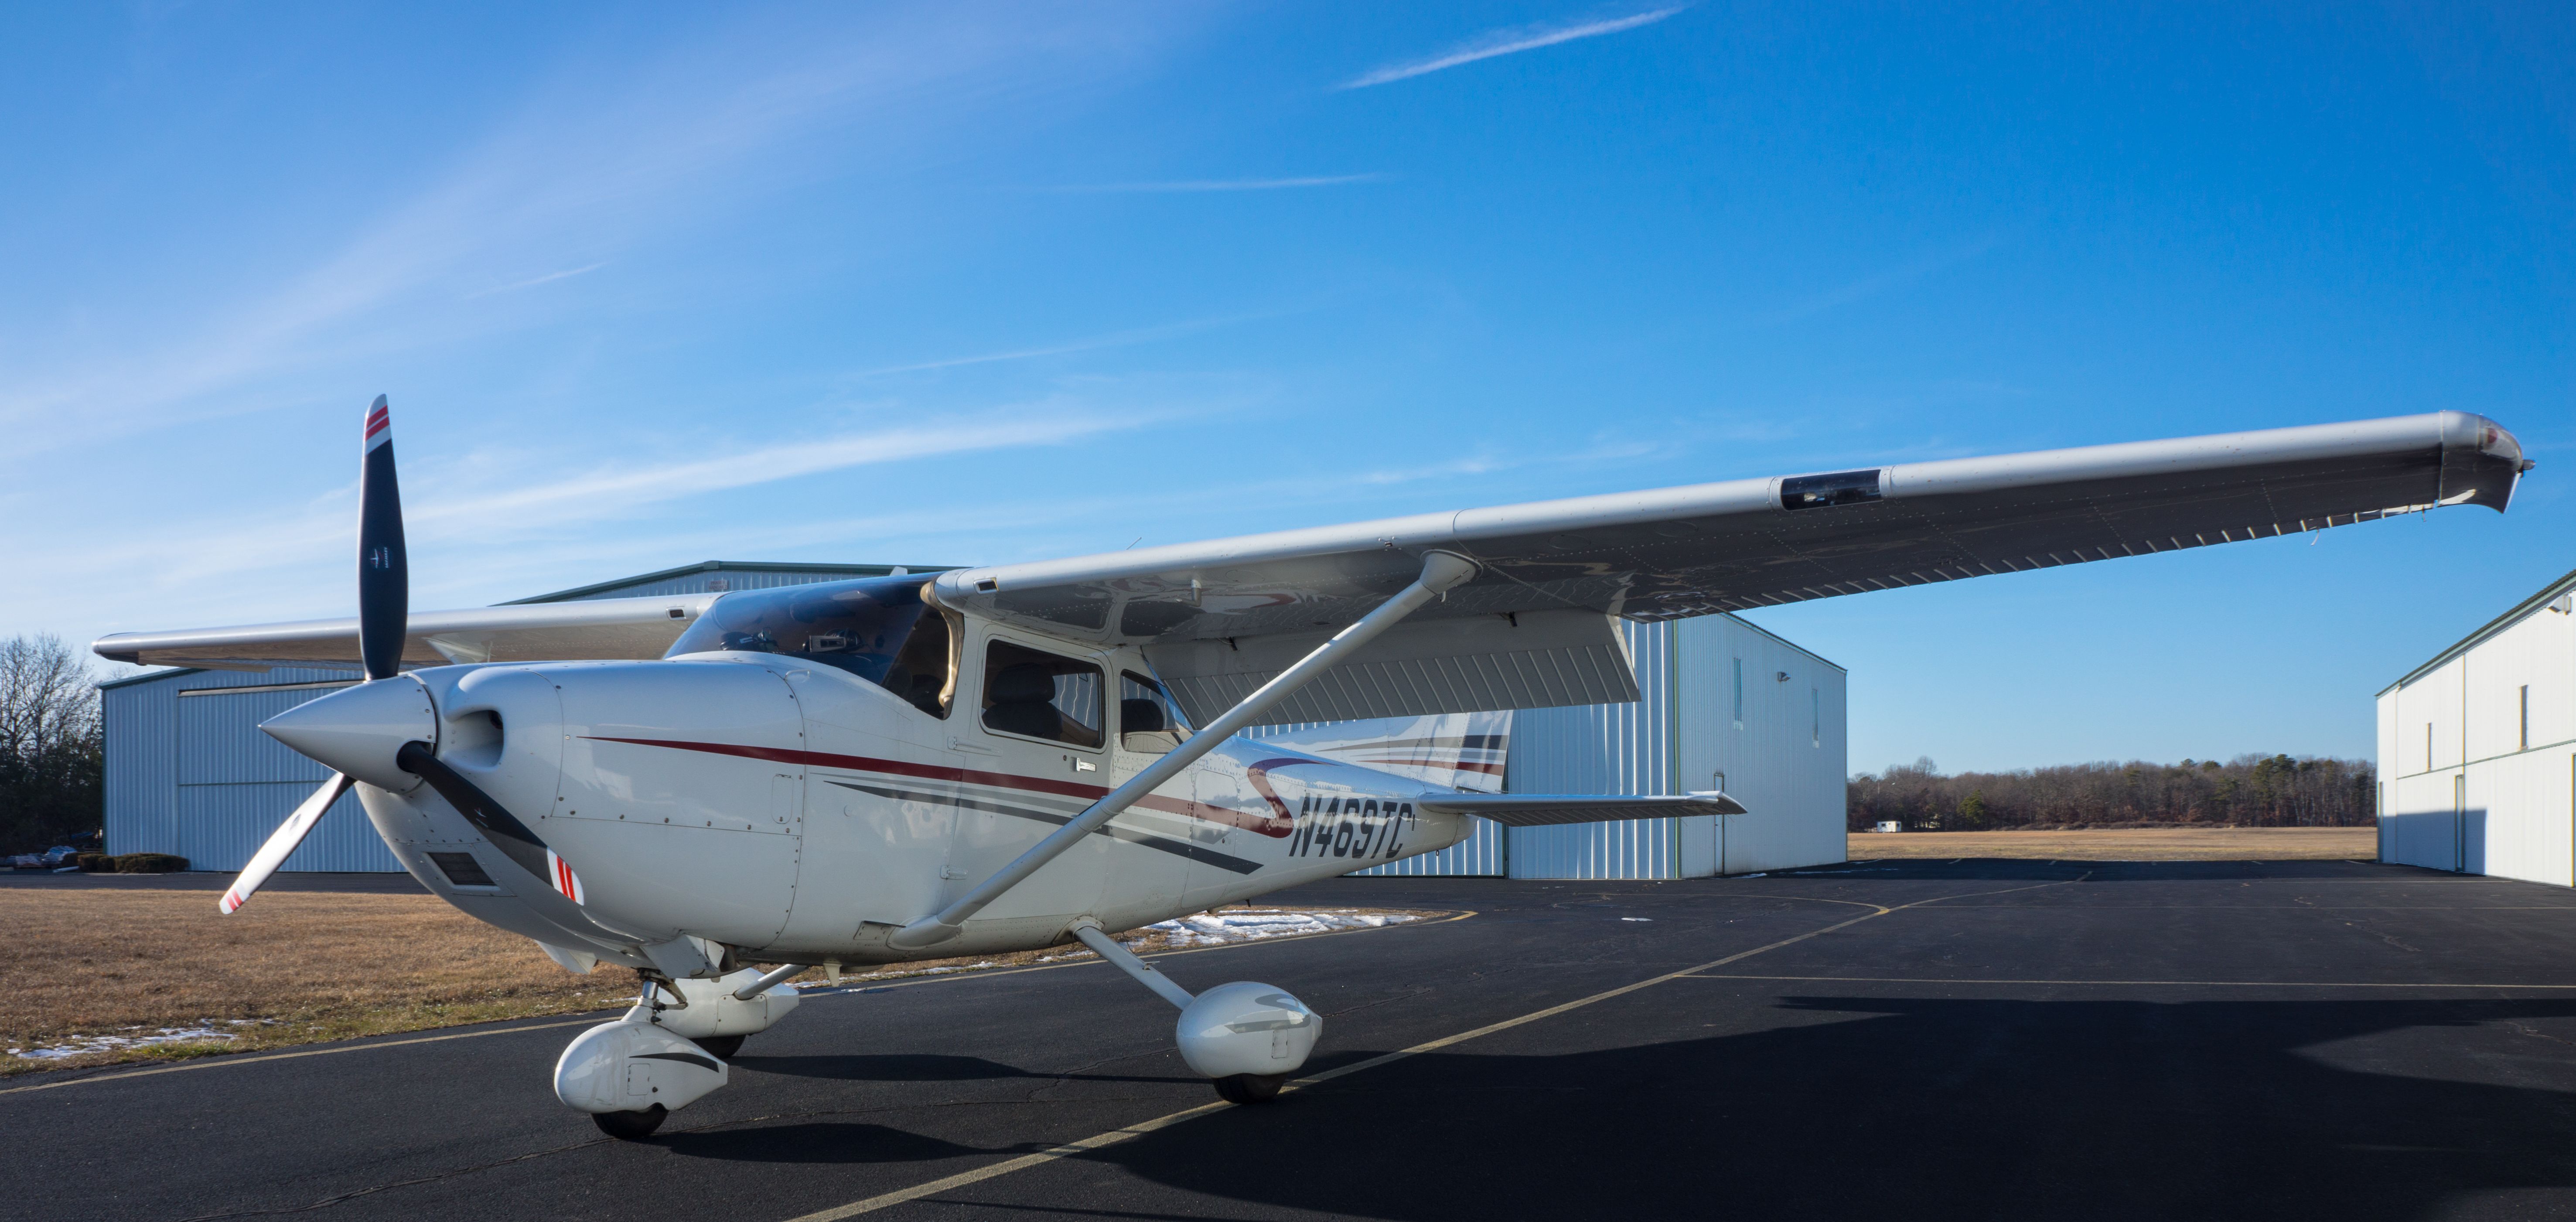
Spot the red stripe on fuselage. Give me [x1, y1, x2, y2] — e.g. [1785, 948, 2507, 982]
[581, 737, 1307, 838]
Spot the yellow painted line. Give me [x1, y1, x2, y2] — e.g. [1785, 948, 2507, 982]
[1685, 974, 2576, 989]
[781, 877, 2081, 1220]
[0, 909, 1473, 1098]
[781, 1100, 1239, 1222]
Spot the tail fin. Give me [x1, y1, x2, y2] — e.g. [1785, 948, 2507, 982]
[1254, 711, 1510, 793]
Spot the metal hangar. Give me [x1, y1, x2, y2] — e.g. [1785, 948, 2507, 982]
[2379, 565, 2576, 882]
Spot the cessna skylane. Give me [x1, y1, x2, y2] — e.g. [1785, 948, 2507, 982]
[95, 399, 2528, 1137]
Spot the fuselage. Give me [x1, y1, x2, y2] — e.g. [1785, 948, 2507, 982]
[351, 648, 1469, 972]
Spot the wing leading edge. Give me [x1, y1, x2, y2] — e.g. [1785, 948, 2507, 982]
[93, 594, 720, 671]
[940, 411, 2526, 649]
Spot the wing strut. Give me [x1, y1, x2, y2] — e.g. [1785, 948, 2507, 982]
[886, 550, 1481, 950]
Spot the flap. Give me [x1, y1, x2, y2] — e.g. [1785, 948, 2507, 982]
[1146, 609, 1636, 727]
[1415, 792, 1750, 826]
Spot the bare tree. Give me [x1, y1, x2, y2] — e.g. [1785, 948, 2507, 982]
[0, 635, 106, 852]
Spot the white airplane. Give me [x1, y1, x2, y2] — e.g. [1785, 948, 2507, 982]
[96, 400, 2528, 1137]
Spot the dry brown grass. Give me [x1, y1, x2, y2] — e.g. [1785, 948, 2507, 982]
[0, 890, 639, 1075]
[0, 891, 1440, 1076]
[1847, 826, 2377, 861]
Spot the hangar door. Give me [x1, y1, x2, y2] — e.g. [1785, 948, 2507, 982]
[173, 685, 399, 872]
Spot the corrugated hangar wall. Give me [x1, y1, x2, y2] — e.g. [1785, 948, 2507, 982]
[103, 564, 1849, 879]
[2378, 567, 2576, 884]
[1252, 615, 1849, 880]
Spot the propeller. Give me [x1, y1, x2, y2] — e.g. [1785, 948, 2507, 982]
[219, 396, 409, 915]
[228, 396, 591, 915]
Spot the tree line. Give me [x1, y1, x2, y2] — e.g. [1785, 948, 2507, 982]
[1, 635, 106, 854]
[1847, 753, 2378, 832]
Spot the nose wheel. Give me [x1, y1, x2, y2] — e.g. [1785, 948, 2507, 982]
[1212, 1072, 1288, 1105]
[592, 1104, 667, 1140]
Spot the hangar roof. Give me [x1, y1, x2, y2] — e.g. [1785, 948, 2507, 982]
[2381, 563, 2576, 696]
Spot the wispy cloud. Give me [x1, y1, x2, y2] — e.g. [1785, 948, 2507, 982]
[461, 262, 610, 299]
[17, 398, 1161, 633]
[411, 403, 1138, 536]
[1774, 236, 2003, 322]
[1343, 8, 1684, 89]
[852, 311, 1277, 377]
[0, 10, 1168, 463]
[1048, 174, 1386, 193]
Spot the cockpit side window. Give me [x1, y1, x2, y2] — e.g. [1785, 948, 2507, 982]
[666, 575, 953, 717]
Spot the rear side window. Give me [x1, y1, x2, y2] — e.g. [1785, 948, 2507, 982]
[1118, 671, 1192, 755]
[981, 639, 1104, 749]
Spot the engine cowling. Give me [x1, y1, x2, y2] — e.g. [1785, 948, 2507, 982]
[1174, 981, 1320, 1079]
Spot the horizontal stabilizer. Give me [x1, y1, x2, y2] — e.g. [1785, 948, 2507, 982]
[1414, 791, 1747, 826]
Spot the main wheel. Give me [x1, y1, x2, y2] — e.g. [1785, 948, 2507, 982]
[1212, 1073, 1288, 1105]
[694, 1034, 745, 1060]
[592, 1104, 668, 1140]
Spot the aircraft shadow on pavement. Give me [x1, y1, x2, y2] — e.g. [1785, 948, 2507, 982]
[655, 1121, 986, 1164]
[1075, 994, 2576, 1222]
[734, 1052, 1188, 1086]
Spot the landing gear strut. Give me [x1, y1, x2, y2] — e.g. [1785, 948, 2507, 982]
[1068, 924, 1319, 1104]
[555, 966, 803, 1139]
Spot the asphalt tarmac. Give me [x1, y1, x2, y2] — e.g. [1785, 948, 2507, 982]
[13, 859, 2576, 1222]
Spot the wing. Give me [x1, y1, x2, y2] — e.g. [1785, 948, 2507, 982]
[1416, 792, 1748, 826]
[93, 594, 719, 671]
[933, 411, 2523, 722]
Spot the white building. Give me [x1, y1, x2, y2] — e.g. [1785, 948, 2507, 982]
[2378, 567, 2576, 881]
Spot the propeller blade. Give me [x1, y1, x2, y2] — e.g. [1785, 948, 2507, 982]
[219, 773, 354, 915]
[395, 741, 586, 904]
[358, 395, 408, 682]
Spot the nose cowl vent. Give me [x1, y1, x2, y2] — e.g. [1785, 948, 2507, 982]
[443, 709, 506, 771]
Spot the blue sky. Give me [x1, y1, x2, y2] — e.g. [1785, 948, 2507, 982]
[2, 3, 2568, 775]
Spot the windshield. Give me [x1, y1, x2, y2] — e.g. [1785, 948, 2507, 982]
[667, 576, 952, 714]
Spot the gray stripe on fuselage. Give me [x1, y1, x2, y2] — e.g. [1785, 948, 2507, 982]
[823, 779, 1264, 875]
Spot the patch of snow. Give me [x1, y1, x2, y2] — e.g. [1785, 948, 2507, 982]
[10, 1023, 245, 1061]
[1130, 908, 1420, 949]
